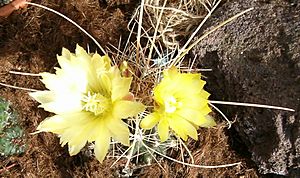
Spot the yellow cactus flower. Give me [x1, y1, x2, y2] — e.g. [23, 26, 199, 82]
[140, 67, 216, 142]
[30, 45, 145, 163]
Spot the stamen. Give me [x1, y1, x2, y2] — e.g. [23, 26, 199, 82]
[82, 92, 110, 115]
[164, 96, 179, 113]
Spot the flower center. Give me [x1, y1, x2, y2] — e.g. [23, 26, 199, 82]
[82, 92, 110, 116]
[164, 96, 182, 113]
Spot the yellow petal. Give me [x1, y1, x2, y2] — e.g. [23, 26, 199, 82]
[39, 93, 83, 114]
[68, 141, 87, 156]
[94, 128, 110, 163]
[36, 115, 68, 134]
[29, 91, 55, 104]
[176, 108, 204, 126]
[40, 73, 61, 92]
[199, 90, 210, 99]
[41, 69, 87, 94]
[56, 112, 97, 155]
[199, 104, 212, 116]
[164, 66, 179, 79]
[83, 54, 105, 92]
[64, 125, 91, 155]
[168, 116, 188, 141]
[140, 113, 160, 129]
[181, 96, 210, 110]
[171, 116, 198, 140]
[57, 55, 72, 71]
[102, 73, 112, 94]
[75, 44, 90, 59]
[94, 55, 112, 77]
[100, 55, 112, 70]
[111, 77, 132, 101]
[63, 123, 94, 155]
[199, 115, 216, 127]
[106, 116, 130, 146]
[113, 100, 145, 118]
[61, 47, 71, 58]
[179, 73, 204, 90]
[158, 118, 169, 142]
[36, 112, 95, 134]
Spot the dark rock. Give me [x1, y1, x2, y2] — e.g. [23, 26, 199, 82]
[191, 0, 300, 176]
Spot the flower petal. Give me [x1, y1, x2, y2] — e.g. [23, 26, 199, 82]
[198, 104, 212, 116]
[29, 91, 55, 104]
[106, 116, 130, 146]
[36, 115, 68, 134]
[94, 127, 110, 163]
[99, 73, 111, 96]
[68, 140, 87, 156]
[164, 66, 179, 79]
[171, 116, 198, 141]
[181, 95, 209, 109]
[100, 55, 112, 71]
[36, 112, 95, 134]
[140, 113, 160, 129]
[176, 106, 211, 126]
[176, 108, 203, 125]
[75, 44, 90, 59]
[61, 47, 71, 58]
[57, 55, 72, 71]
[63, 121, 96, 156]
[94, 55, 111, 77]
[39, 93, 82, 114]
[111, 76, 132, 101]
[37, 112, 96, 156]
[158, 118, 169, 142]
[168, 116, 188, 141]
[64, 128, 90, 155]
[40, 73, 63, 92]
[199, 90, 210, 99]
[113, 100, 145, 118]
[199, 115, 216, 128]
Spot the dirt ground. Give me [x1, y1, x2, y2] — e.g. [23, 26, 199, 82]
[0, 0, 263, 177]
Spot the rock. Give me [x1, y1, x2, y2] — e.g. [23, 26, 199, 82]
[191, 0, 300, 176]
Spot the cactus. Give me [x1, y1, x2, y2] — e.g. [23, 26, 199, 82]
[0, 0, 13, 7]
[0, 98, 26, 157]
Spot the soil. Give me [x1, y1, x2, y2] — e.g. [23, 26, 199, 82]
[1, 0, 296, 177]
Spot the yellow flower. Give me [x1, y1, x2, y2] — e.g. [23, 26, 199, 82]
[140, 67, 216, 142]
[30, 45, 145, 163]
